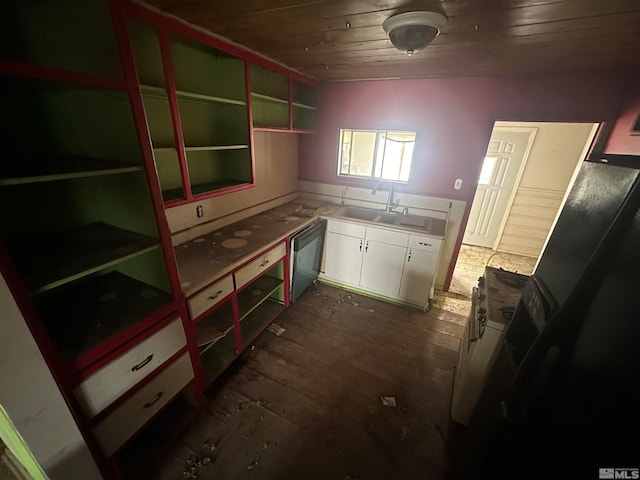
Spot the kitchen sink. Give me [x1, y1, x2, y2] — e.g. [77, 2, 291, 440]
[376, 212, 399, 224]
[335, 206, 433, 232]
[338, 206, 380, 221]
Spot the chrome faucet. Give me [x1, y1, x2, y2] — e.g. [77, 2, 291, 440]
[371, 180, 399, 212]
[340, 187, 349, 206]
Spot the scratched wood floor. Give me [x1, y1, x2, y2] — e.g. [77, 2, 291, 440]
[148, 283, 465, 480]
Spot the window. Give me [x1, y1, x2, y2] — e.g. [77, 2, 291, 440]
[478, 156, 497, 185]
[338, 129, 416, 182]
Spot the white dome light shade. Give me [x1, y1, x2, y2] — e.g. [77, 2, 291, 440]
[383, 11, 447, 54]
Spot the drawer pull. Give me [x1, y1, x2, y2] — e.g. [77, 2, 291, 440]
[260, 259, 270, 267]
[143, 391, 164, 409]
[131, 354, 154, 372]
[208, 290, 223, 300]
[417, 241, 432, 247]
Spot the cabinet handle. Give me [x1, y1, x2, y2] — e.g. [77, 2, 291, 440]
[260, 258, 270, 267]
[131, 354, 154, 372]
[365, 241, 368, 253]
[359, 240, 363, 252]
[417, 241, 432, 247]
[408, 250, 412, 262]
[208, 290, 223, 301]
[143, 391, 164, 408]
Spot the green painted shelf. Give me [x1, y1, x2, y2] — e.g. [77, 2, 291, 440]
[292, 102, 317, 111]
[251, 92, 289, 105]
[9, 222, 161, 294]
[184, 145, 248, 152]
[0, 157, 143, 186]
[176, 90, 246, 106]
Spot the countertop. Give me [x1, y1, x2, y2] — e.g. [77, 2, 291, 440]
[175, 200, 321, 297]
[174, 199, 446, 297]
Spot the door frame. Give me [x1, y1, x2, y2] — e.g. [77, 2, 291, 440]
[472, 124, 538, 250]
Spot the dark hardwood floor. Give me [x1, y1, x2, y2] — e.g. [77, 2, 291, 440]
[150, 283, 466, 480]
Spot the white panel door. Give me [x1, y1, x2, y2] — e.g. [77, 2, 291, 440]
[359, 240, 406, 297]
[398, 248, 438, 306]
[464, 128, 536, 248]
[322, 232, 363, 286]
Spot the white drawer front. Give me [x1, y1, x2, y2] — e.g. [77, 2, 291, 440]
[74, 319, 186, 418]
[93, 353, 193, 457]
[235, 242, 286, 289]
[326, 218, 366, 238]
[188, 274, 234, 319]
[366, 226, 409, 247]
[408, 235, 442, 253]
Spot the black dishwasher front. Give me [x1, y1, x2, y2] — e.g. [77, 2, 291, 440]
[289, 219, 326, 302]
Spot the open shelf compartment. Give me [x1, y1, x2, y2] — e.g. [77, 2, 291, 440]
[238, 261, 285, 347]
[8, 222, 161, 294]
[36, 270, 172, 363]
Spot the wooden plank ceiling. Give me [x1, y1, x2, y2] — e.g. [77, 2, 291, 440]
[142, 0, 640, 81]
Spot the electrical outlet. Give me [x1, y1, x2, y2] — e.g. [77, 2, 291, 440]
[196, 205, 204, 217]
[454, 178, 463, 190]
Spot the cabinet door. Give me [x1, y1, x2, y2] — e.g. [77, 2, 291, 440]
[322, 232, 363, 286]
[398, 248, 438, 306]
[360, 240, 406, 297]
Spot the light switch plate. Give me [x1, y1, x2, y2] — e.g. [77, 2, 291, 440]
[454, 178, 463, 190]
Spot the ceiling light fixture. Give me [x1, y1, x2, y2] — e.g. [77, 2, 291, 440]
[383, 11, 447, 55]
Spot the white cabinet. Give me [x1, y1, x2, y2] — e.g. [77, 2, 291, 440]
[360, 240, 407, 297]
[321, 217, 443, 309]
[398, 248, 439, 305]
[323, 231, 363, 286]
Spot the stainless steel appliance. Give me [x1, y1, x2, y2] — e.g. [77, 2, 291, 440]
[451, 267, 528, 425]
[451, 154, 640, 479]
[289, 219, 326, 302]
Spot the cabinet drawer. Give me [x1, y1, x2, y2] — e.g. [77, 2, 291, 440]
[326, 218, 366, 238]
[235, 242, 286, 289]
[74, 318, 186, 418]
[408, 235, 442, 253]
[188, 274, 234, 319]
[92, 353, 193, 457]
[366, 226, 409, 247]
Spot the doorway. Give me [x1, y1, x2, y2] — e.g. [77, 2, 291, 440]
[450, 121, 599, 296]
[463, 127, 537, 248]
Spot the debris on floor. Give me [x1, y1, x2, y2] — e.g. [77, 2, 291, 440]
[183, 452, 213, 479]
[247, 459, 260, 470]
[368, 309, 375, 313]
[267, 323, 286, 336]
[381, 396, 397, 407]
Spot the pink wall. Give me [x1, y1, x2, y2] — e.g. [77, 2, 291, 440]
[299, 68, 636, 201]
[299, 68, 636, 290]
[605, 85, 640, 154]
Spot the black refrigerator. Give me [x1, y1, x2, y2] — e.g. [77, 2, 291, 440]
[451, 155, 640, 480]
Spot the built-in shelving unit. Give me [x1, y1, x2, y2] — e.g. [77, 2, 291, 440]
[250, 64, 318, 132]
[171, 33, 252, 198]
[0, 5, 197, 477]
[237, 262, 285, 347]
[250, 64, 289, 129]
[0, 73, 174, 369]
[292, 79, 317, 131]
[129, 20, 254, 203]
[195, 299, 237, 386]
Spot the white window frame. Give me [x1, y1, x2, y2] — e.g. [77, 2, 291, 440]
[337, 128, 416, 183]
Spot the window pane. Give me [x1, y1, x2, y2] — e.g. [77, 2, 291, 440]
[381, 131, 415, 181]
[478, 156, 497, 185]
[339, 130, 351, 175]
[374, 133, 385, 178]
[349, 131, 376, 176]
[338, 128, 415, 182]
